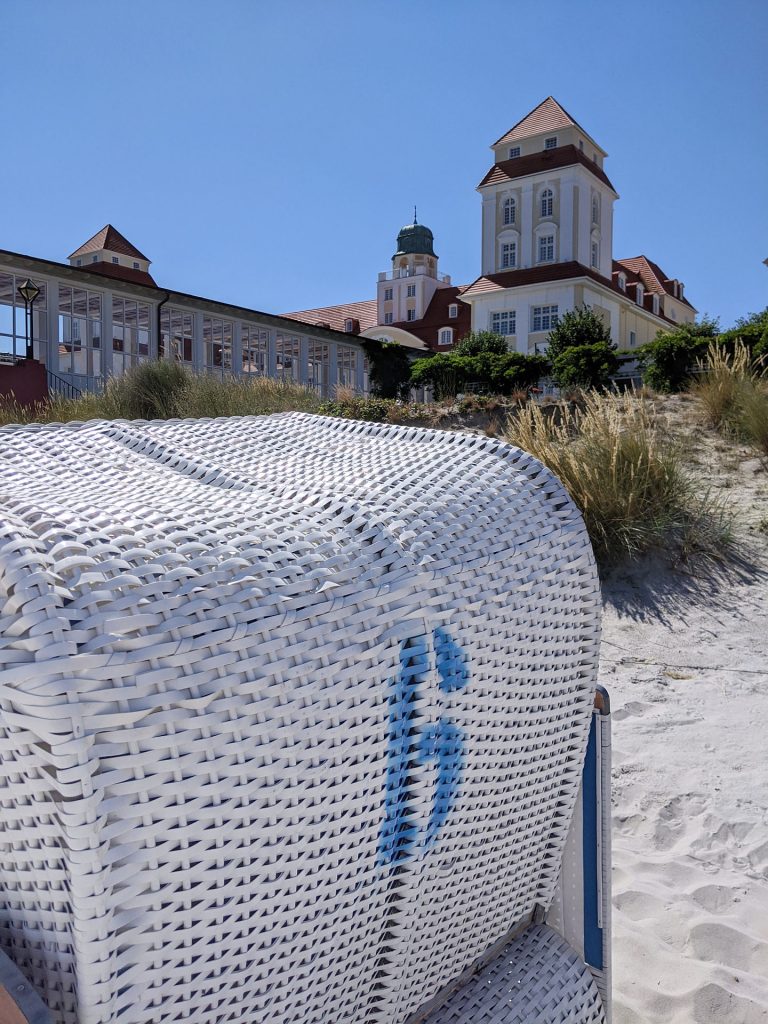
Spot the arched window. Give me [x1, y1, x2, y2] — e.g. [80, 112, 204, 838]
[540, 189, 553, 218]
[503, 197, 516, 225]
[438, 328, 454, 346]
[592, 196, 599, 224]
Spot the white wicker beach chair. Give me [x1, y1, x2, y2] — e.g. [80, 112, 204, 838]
[0, 413, 609, 1024]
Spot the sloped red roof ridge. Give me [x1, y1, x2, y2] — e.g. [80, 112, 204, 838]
[493, 97, 596, 149]
[478, 145, 617, 193]
[461, 261, 684, 326]
[70, 225, 150, 262]
[81, 261, 157, 289]
[615, 256, 695, 309]
[389, 286, 471, 348]
[280, 298, 378, 334]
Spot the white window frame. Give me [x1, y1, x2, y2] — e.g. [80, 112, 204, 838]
[406, 284, 416, 298]
[537, 234, 555, 263]
[490, 310, 516, 337]
[112, 257, 119, 265]
[545, 136, 557, 150]
[652, 294, 660, 314]
[531, 305, 559, 332]
[618, 273, 626, 292]
[629, 330, 636, 347]
[406, 308, 416, 322]
[501, 241, 517, 269]
[384, 312, 393, 325]
[508, 146, 521, 159]
[503, 196, 516, 225]
[344, 318, 355, 332]
[438, 328, 454, 345]
[636, 285, 644, 307]
[384, 287, 393, 301]
[448, 303, 458, 319]
[540, 188, 554, 218]
[591, 240, 599, 269]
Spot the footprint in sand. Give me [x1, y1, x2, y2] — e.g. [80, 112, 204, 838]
[691, 884, 738, 914]
[693, 983, 768, 1024]
[613, 888, 666, 921]
[687, 922, 768, 975]
[613, 700, 654, 721]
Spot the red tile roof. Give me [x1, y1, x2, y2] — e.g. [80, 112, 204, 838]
[478, 145, 616, 193]
[494, 97, 594, 148]
[461, 261, 682, 325]
[77, 261, 157, 288]
[390, 286, 471, 349]
[281, 298, 378, 334]
[70, 225, 150, 262]
[614, 256, 695, 309]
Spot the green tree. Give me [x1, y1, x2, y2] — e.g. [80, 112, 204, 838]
[551, 343, 619, 390]
[545, 306, 614, 366]
[410, 351, 547, 400]
[361, 340, 412, 399]
[637, 318, 719, 393]
[720, 308, 768, 361]
[453, 331, 509, 356]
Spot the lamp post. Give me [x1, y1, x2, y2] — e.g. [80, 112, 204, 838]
[17, 279, 41, 361]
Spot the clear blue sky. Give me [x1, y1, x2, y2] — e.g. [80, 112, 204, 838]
[2, 0, 766, 328]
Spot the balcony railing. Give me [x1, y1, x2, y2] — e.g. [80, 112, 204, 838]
[378, 268, 451, 284]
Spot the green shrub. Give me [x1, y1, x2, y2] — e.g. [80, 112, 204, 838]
[637, 318, 719, 393]
[361, 340, 412, 399]
[410, 351, 547, 400]
[506, 391, 731, 566]
[453, 331, 508, 356]
[546, 306, 614, 367]
[550, 341, 619, 390]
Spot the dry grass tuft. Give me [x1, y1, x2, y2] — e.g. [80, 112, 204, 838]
[506, 390, 731, 566]
[691, 341, 768, 460]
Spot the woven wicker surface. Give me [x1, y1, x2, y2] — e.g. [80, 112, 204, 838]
[0, 414, 601, 1024]
[419, 924, 605, 1024]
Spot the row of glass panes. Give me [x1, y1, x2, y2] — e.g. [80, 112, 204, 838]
[0, 272, 48, 357]
[490, 305, 560, 335]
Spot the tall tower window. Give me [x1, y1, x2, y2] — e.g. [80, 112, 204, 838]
[591, 241, 599, 268]
[592, 196, 599, 224]
[501, 242, 517, 269]
[384, 287, 393, 300]
[538, 235, 554, 263]
[407, 284, 416, 297]
[384, 312, 393, 324]
[503, 197, 516, 225]
[540, 189, 553, 217]
[406, 309, 416, 321]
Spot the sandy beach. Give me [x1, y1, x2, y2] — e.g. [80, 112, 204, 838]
[602, 404, 768, 1023]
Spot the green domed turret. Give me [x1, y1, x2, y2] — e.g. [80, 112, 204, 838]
[393, 213, 437, 259]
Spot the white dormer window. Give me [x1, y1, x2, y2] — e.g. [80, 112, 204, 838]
[92, 255, 98, 263]
[112, 257, 119, 264]
[133, 261, 140, 270]
[508, 146, 521, 159]
[540, 188, 553, 217]
[344, 319, 354, 332]
[636, 285, 644, 307]
[652, 295, 660, 314]
[439, 328, 454, 345]
[545, 137, 557, 150]
[503, 196, 516, 225]
[76, 258, 82, 266]
[448, 303, 458, 319]
[618, 273, 626, 291]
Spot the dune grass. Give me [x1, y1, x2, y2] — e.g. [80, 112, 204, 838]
[0, 362, 323, 427]
[690, 341, 768, 461]
[506, 390, 731, 566]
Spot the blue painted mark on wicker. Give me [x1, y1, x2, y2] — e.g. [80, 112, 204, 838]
[418, 719, 466, 848]
[378, 628, 469, 866]
[434, 626, 469, 693]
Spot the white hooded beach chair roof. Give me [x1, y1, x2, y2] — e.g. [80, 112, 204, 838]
[0, 413, 603, 1024]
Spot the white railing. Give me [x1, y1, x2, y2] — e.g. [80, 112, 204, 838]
[378, 268, 451, 283]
